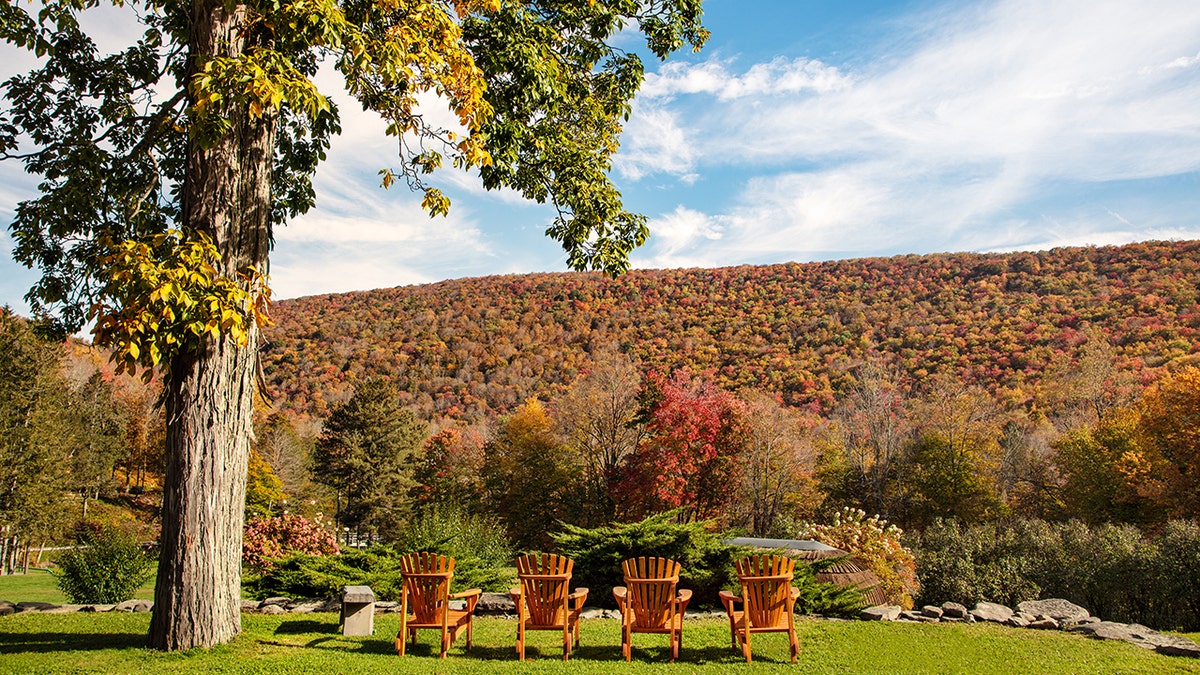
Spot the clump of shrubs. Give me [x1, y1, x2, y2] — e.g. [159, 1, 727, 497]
[799, 507, 919, 609]
[244, 506, 514, 600]
[245, 546, 406, 601]
[552, 510, 743, 609]
[242, 513, 339, 571]
[910, 518, 1200, 631]
[55, 523, 155, 604]
[394, 506, 512, 592]
[552, 510, 865, 615]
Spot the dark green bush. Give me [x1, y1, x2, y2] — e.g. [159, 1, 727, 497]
[551, 511, 745, 608]
[245, 546, 405, 601]
[54, 523, 154, 604]
[911, 518, 1200, 630]
[1155, 520, 1200, 630]
[394, 506, 513, 592]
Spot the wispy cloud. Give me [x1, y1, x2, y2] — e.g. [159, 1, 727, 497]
[623, 0, 1200, 267]
[641, 55, 853, 100]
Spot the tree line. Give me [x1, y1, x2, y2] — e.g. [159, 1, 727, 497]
[0, 309, 162, 574]
[277, 338, 1200, 556]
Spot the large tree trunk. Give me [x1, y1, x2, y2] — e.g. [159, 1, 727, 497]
[148, 0, 274, 651]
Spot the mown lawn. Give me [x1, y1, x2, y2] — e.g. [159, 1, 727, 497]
[1, 612, 1198, 674]
[0, 569, 154, 604]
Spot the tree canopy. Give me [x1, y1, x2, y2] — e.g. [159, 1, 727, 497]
[2, 0, 708, 348]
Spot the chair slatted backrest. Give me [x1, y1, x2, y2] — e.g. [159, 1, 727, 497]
[400, 552, 454, 624]
[736, 554, 794, 628]
[516, 553, 573, 626]
[621, 557, 681, 629]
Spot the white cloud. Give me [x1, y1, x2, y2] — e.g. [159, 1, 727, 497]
[638, 205, 723, 268]
[620, 0, 1200, 260]
[613, 104, 696, 180]
[641, 55, 852, 101]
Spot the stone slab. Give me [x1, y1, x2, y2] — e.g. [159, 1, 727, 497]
[1016, 599, 1089, 623]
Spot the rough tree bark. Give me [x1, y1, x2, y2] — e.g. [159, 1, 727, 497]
[147, 0, 274, 650]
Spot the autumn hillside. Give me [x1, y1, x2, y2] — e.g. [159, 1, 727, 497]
[262, 240, 1200, 421]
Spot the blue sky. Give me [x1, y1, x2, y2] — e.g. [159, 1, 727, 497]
[2, 0, 1200, 313]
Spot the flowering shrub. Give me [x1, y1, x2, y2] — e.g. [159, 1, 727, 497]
[243, 514, 339, 571]
[799, 507, 918, 609]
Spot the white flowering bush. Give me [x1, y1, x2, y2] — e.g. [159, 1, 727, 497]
[800, 507, 918, 609]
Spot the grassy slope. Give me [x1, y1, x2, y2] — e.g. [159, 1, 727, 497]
[0, 613, 1197, 675]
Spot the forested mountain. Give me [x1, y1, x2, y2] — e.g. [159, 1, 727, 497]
[262, 240, 1200, 422]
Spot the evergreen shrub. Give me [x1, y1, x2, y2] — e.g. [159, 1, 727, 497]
[395, 506, 513, 592]
[54, 523, 154, 604]
[551, 511, 746, 608]
[245, 546, 405, 601]
[246, 509, 515, 599]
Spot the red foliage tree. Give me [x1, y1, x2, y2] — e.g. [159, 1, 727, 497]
[619, 370, 748, 522]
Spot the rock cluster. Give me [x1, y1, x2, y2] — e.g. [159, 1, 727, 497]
[0, 599, 152, 615]
[859, 598, 1199, 658]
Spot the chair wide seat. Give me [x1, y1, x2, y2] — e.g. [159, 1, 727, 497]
[720, 555, 801, 663]
[613, 557, 692, 662]
[512, 554, 588, 661]
[396, 552, 480, 659]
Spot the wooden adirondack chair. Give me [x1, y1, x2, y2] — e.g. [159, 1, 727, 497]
[508, 553, 589, 661]
[396, 552, 481, 658]
[718, 554, 801, 663]
[611, 556, 693, 662]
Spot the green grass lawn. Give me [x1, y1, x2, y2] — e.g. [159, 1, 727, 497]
[1, 612, 1198, 674]
[0, 569, 155, 604]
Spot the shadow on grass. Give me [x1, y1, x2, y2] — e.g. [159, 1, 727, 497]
[0, 630, 147, 654]
[273, 619, 338, 635]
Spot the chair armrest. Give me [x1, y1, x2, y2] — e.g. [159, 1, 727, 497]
[569, 588, 589, 609]
[675, 588, 694, 614]
[612, 586, 628, 609]
[789, 586, 801, 600]
[451, 588, 482, 613]
[718, 590, 741, 612]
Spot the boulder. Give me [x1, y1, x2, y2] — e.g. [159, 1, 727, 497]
[259, 604, 287, 615]
[84, 604, 116, 613]
[941, 602, 968, 619]
[921, 605, 944, 619]
[241, 600, 261, 613]
[288, 600, 326, 614]
[1027, 618, 1060, 630]
[43, 604, 86, 614]
[0, 605, 14, 617]
[475, 592, 515, 614]
[970, 602, 1013, 623]
[1015, 599, 1089, 623]
[258, 597, 292, 609]
[1006, 615, 1030, 628]
[860, 605, 902, 621]
[16, 601, 59, 612]
[1069, 621, 1200, 657]
[111, 599, 152, 613]
[580, 608, 618, 620]
[901, 611, 938, 623]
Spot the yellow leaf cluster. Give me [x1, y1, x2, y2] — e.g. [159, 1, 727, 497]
[186, 0, 496, 215]
[87, 230, 273, 380]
